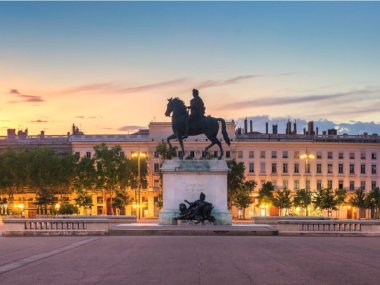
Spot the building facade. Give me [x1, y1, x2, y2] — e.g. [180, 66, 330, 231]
[1, 122, 379, 219]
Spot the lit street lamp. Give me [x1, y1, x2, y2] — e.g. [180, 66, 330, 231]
[131, 152, 147, 219]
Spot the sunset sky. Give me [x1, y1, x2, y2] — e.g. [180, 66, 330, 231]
[1, 2, 380, 135]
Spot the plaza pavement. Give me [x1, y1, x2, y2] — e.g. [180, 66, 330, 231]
[0, 235, 380, 285]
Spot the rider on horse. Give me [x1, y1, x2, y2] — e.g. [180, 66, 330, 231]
[183, 89, 206, 138]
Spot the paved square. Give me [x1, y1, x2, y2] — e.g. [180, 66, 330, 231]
[0, 236, 380, 284]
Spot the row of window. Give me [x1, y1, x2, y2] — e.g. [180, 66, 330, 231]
[237, 150, 377, 160]
[247, 162, 377, 175]
[260, 179, 377, 191]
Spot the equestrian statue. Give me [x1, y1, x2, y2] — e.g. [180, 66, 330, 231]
[165, 89, 230, 159]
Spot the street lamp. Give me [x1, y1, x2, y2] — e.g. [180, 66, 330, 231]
[131, 152, 147, 219]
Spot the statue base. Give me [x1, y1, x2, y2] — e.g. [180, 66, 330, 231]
[177, 220, 215, 226]
[158, 159, 232, 225]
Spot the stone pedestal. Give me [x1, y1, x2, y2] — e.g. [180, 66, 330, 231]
[158, 159, 232, 225]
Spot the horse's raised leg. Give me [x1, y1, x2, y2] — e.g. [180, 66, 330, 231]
[167, 133, 177, 150]
[204, 141, 216, 158]
[215, 139, 224, 160]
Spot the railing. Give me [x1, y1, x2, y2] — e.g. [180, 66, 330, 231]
[24, 219, 87, 231]
[278, 220, 380, 235]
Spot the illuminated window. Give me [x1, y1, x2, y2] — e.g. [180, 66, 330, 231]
[249, 151, 254, 158]
[283, 163, 288, 173]
[294, 163, 299, 173]
[260, 151, 266, 158]
[283, 151, 288, 159]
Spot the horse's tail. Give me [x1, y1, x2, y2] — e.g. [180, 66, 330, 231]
[217, 118, 231, 146]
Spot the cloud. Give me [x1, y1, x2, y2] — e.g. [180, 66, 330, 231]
[8, 89, 45, 103]
[117, 125, 146, 132]
[29, 119, 48, 123]
[238, 115, 380, 135]
[59, 79, 187, 95]
[196, 75, 260, 89]
[220, 89, 377, 110]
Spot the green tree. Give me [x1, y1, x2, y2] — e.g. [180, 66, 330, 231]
[59, 203, 79, 215]
[334, 188, 347, 218]
[313, 188, 337, 217]
[232, 180, 256, 219]
[227, 159, 246, 209]
[349, 188, 367, 219]
[112, 190, 131, 213]
[272, 189, 292, 216]
[93, 144, 130, 215]
[155, 141, 176, 160]
[257, 182, 275, 206]
[72, 156, 96, 213]
[294, 189, 312, 216]
[365, 187, 380, 219]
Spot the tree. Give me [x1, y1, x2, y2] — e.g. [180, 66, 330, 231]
[72, 156, 96, 214]
[272, 189, 292, 216]
[59, 203, 79, 215]
[365, 187, 380, 219]
[93, 144, 130, 215]
[334, 188, 347, 219]
[155, 141, 176, 160]
[227, 159, 246, 209]
[257, 182, 275, 206]
[313, 188, 337, 217]
[294, 189, 312, 216]
[349, 188, 367, 219]
[231, 180, 256, 219]
[112, 190, 131, 214]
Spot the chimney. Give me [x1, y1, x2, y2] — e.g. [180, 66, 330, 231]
[40, 130, 45, 139]
[286, 121, 292, 135]
[249, 120, 253, 133]
[244, 118, 248, 134]
[307, 121, 314, 135]
[265, 122, 269, 134]
[293, 120, 297, 134]
[316, 127, 319, 136]
[7, 129, 16, 139]
[272, 124, 278, 134]
[303, 128, 306, 135]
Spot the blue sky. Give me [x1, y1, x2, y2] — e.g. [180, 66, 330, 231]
[1, 2, 380, 134]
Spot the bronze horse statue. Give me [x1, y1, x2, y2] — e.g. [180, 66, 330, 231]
[165, 97, 230, 159]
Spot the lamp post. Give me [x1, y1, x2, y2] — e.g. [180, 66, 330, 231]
[131, 152, 146, 219]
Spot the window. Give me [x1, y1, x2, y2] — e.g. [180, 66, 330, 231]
[350, 181, 355, 191]
[97, 197, 103, 204]
[272, 151, 277, 158]
[226, 151, 231, 158]
[372, 164, 377, 174]
[306, 180, 311, 191]
[153, 179, 160, 188]
[260, 151, 266, 159]
[86, 151, 91, 158]
[317, 180, 322, 190]
[338, 164, 344, 174]
[237, 151, 243, 158]
[350, 164, 355, 174]
[338, 152, 344, 159]
[305, 163, 311, 174]
[360, 181, 366, 191]
[372, 152, 377, 160]
[271, 163, 277, 174]
[328, 152, 333, 159]
[154, 152, 159, 158]
[260, 162, 266, 174]
[249, 151, 254, 158]
[338, 180, 344, 189]
[294, 180, 300, 190]
[328, 180, 333, 189]
[361, 152, 366, 160]
[349, 153, 355, 159]
[328, 164, 333, 174]
[317, 164, 322, 174]
[178, 151, 183, 158]
[214, 151, 218, 158]
[294, 151, 299, 159]
[283, 180, 288, 189]
[120, 151, 125, 157]
[317, 152, 322, 159]
[361, 164, 366, 174]
[294, 163, 299, 173]
[283, 163, 288, 174]
[372, 181, 377, 190]
[283, 151, 288, 159]
[249, 163, 254, 173]
[154, 163, 160, 173]
[189, 151, 195, 158]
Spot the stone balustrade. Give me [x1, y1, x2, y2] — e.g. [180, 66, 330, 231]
[278, 220, 380, 236]
[252, 216, 329, 224]
[1, 216, 136, 236]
